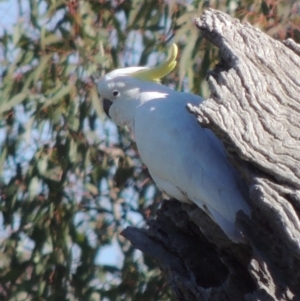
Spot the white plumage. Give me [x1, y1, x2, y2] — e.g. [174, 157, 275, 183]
[97, 44, 251, 242]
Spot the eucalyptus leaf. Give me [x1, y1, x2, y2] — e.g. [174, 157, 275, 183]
[0, 92, 28, 114]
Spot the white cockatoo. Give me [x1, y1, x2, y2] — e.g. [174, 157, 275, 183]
[97, 44, 251, 242]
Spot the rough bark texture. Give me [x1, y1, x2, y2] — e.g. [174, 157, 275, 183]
[122, 9, 300, 301]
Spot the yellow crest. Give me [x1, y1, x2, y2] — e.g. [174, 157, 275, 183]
[131, 43, 178, 82]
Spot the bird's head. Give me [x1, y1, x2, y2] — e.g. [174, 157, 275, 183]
[97, 44, 178, 127]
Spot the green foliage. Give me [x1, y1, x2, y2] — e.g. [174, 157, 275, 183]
[0, 0, 298, 300]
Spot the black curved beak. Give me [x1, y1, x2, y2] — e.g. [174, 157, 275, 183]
[103, 98, 112, 118]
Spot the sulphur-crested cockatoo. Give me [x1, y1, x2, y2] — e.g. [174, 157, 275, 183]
[97, 44, 251, 242]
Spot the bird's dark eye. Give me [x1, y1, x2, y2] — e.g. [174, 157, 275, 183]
[113, 90, 119, 96]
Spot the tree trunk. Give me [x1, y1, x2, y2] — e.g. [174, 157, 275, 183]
[122, 9, 300, 301]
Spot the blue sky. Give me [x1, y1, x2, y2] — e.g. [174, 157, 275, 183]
[0, 0, 23, 34]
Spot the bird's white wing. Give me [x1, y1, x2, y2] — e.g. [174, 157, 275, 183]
[134, 90, 250, 242]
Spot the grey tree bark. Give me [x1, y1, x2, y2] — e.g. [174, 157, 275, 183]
[122, 9, 300, 301]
